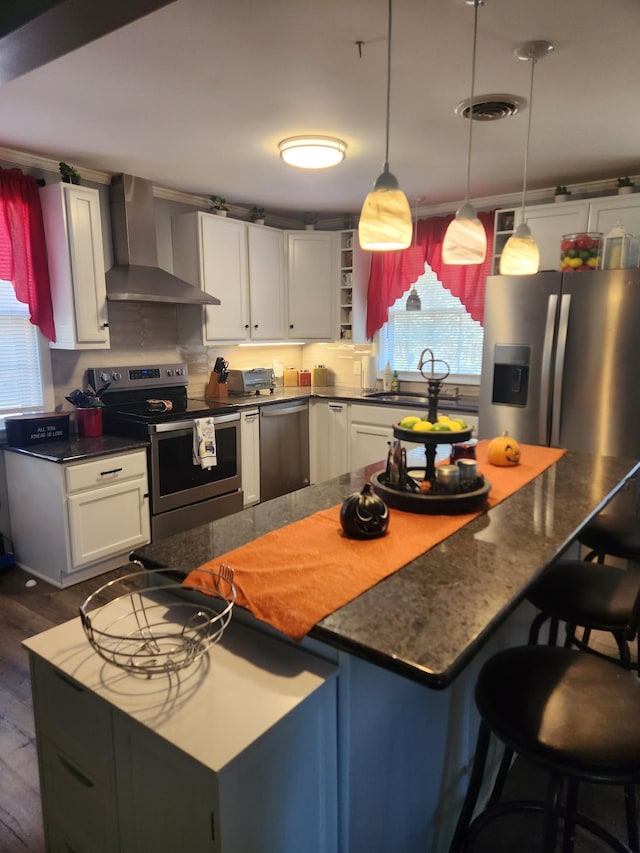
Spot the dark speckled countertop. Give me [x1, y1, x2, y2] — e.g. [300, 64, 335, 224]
[137, 451, 639, 689]
[2, 434, 148, 462]
[191, 384, 481, 414]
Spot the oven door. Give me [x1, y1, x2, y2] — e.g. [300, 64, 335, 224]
[149, 412, 241, 514]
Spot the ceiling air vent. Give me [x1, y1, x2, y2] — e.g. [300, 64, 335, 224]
[454, 94, 525, 121]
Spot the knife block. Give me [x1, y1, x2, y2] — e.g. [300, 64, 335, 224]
[205, 371, 228, 399]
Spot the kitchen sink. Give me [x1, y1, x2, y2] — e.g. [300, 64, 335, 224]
[364, 392, 432, 405]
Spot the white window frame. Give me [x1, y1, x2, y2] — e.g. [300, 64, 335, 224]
[0, 279, 54, 435]
[376, 264, 483, 387]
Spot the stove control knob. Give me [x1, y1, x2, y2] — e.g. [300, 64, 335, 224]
[167, 369, 174, 376]
[175, 368, 184, 376]
[112, 372, 122, 382]
[100, 372, 111, 383]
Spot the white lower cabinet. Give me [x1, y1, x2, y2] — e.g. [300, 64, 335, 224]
[309, 400, 349, 483]
[5, 448, 150, 587]
[240, 408, 260, 506]
[26, 618, 338, 853]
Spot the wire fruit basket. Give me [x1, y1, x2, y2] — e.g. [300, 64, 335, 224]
[79, 562, 236, 676]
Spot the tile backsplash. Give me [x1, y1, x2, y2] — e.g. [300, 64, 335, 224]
[50, 301, 377, 411]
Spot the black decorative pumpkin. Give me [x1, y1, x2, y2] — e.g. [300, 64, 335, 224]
[340, 483, 389, 539]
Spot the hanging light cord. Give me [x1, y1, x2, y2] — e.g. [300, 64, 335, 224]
[383, 0, 392, 170]
[464, 0, 481, 201]
[519, 51, 537, 217]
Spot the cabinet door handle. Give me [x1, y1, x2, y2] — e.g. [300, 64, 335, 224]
[101, 322, 109, 328]
[58, 754, 94, 788]
[100, 467, 123, 477]
[289, 323, 294, 329]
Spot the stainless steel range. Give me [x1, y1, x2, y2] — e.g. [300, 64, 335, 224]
[87, 362, 242, 540]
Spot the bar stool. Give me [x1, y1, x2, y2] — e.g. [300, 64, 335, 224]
[579, 514, 640, 564]
[448, 645, 640, 852]
[527, 558, 640, 670]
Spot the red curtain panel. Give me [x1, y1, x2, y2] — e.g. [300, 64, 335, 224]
[0, 167, 55, 342]
[365, 210, 495, 339]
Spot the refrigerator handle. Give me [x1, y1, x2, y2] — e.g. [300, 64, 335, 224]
[539, 294, 558, 444]
[551, 293, 571, 446]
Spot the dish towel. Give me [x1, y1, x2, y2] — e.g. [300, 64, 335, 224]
[192, 417, 217, 469]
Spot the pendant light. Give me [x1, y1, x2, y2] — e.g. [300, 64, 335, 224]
[358, 0, 412, 252]
[499, 40, 554, 276]
[442, 0, 487, 265]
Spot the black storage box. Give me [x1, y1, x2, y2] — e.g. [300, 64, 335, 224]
[5, 412, 70, 447]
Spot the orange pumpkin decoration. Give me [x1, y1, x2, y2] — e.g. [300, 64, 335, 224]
[487, 431, 521, 467]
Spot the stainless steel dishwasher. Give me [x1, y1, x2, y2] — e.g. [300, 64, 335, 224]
[259, 400, 310, 501]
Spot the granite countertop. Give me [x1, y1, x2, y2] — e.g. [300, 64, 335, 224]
[0, 385, 477, 464]
[1, 434, 149, 463]
[137, 451, 640, 690]
[192, 385, 480, 414]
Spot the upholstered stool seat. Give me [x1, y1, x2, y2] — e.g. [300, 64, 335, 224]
[527, 558, 640, 668]
[579, 515, 640, 563]
[448, 645, 640, 852]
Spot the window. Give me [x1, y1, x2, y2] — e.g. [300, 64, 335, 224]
[377, 265, 484, 382]
[0, 279, 53, 430]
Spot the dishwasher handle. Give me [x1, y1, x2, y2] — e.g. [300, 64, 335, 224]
[261, 403, 308, 417]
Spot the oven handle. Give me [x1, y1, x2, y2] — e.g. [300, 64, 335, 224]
[151, 412, 239, 434]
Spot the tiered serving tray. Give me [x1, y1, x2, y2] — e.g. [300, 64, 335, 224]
[371, 350, 491, 514]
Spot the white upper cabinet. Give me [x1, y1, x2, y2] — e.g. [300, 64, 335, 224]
[516, 202, 589, 271]
[246, 223, 286, 340]
[173, 212, 249, 344]
[39, 182, 110, 349]
[286, 231, 336, 341]
[173, 213, 287, 344]
[587, 194, 640, 238]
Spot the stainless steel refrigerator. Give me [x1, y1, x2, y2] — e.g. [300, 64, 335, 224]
[478, 269, 640, 459]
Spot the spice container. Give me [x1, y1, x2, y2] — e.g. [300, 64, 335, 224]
[457, 458, 478, 484]
[435, 464, 460, 492]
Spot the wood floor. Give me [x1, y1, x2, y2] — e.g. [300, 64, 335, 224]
[0, 563, 128, 853]
[0, 563, 636, 853]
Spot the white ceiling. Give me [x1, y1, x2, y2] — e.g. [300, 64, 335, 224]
[1, 0, 639, 219]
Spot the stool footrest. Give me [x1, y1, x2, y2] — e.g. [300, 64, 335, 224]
[467, 798, 632, 852]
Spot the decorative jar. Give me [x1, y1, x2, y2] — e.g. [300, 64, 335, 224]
[560, 233, 603, 272]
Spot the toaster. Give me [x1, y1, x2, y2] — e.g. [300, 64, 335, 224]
[226, 367, 275, 395]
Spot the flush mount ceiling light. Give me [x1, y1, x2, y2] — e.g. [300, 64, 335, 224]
[443, 0, 487, 266]
[358, 0, 412, 252]
[278, 136, 347, 169]
[500, 40, 554, 276]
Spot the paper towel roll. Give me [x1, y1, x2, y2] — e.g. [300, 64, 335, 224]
[361, 355, 377, 391]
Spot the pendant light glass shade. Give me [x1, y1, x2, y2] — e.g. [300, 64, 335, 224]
[358, 0, 411, 252]
[442, 203, 486, 264]
[499, 223, 540, 275]
[442, 0, 487, 265]
[359, 165, 413, 250]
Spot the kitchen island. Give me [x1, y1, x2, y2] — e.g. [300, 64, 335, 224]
[24, 450, 639, 852]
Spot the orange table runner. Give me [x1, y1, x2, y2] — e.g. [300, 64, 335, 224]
[187, 442, 565, 641]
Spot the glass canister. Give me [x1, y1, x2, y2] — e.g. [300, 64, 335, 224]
[560, 233, 603, 272]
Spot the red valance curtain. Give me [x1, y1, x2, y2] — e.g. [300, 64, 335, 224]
[365, 210, 495, 339]
[0, 168, 55, 341]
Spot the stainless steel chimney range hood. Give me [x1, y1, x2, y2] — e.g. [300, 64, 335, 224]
[105, 173, 220, 306]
